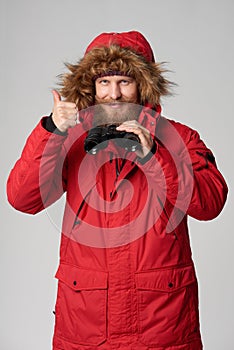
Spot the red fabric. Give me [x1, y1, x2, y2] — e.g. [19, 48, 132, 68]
[7, 112, 228, 349]
[85, 31, 155, 62]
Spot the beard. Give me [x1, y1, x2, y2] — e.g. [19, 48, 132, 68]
[93, 96, 142, 127]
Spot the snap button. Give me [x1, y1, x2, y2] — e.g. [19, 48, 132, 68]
[168, 282, 174, 288]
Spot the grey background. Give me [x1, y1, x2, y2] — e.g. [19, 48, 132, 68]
[1, 0, 233, 349]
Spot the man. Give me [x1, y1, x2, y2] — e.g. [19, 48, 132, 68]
[7, 31, 228, 349]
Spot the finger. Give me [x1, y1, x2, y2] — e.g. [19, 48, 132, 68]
[64, 118, 77, 129]
[117, 124, 149, 136]
[56, 101, 77, 109]
[60, 108, 78, 120]
[52, 90, 61, 105]
[118, 120, 139, 126]
[120, 125, 152, 146]
[116, 121, 141, 130]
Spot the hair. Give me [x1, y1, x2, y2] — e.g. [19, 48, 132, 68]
[58, 45, 174, 110]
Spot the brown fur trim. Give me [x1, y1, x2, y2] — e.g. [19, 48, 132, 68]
[58, 45, 173, 110]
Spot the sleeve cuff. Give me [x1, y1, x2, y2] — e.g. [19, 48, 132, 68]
[137, 141, 157, 165]
[42, 114, 67, 136]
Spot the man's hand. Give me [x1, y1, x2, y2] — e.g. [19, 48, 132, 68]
[52, 90, 78, 133]
[116, 120, 154, 158]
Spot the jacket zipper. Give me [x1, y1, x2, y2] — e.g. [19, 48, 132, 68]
[72, 189, 93, 229]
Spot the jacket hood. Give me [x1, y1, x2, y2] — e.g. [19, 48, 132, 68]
[85, 31, 155, 63]
[59, 31, 172, 110]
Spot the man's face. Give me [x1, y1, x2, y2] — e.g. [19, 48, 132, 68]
[94, 75, 140, 125]
[95, 75, 138, 103]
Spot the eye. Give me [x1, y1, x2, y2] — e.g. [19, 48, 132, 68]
[120, 78, 134, 85]
[98, 79, 109, 85]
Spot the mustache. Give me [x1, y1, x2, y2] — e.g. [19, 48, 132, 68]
[95, 96, 135, 104]
[92, 100, 142, 127]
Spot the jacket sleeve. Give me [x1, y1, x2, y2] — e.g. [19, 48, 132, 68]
[137, 121, 228, 221]
[7, 118, 68, 215]
[182, 127, 228, 220]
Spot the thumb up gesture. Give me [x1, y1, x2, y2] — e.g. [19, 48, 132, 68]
[52, 90, 78, 133]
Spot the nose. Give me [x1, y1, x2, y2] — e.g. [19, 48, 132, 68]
[109, 82, 121, 100]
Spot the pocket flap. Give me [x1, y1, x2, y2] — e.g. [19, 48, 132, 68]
[55, 263, 108, 291]
[135, 265, 196, 292]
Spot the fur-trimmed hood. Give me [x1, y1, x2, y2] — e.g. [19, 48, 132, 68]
[59, 31, 172, 110]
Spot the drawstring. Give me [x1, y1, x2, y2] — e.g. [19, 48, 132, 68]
[142, 113, 147, 127]
[115, 159, 120, 177]
[72, 188, 93, 228]
[115, 158, 127, 178]
[109, 152, 113, 163]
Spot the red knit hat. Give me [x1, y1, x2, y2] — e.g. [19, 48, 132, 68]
[85, 31, 155, 63]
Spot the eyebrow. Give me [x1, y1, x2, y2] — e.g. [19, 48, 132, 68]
[97, 76, 134, 82]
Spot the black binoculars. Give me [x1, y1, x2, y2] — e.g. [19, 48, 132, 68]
[84, 124, 141, 155]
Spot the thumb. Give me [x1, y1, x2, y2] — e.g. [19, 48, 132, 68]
[52, 89, 61, 104]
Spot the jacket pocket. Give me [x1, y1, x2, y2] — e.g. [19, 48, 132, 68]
[135, 265, 200, 347]
[54, 263, 108, 346]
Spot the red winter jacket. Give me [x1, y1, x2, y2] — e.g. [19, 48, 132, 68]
[7, 105, 228, 349]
